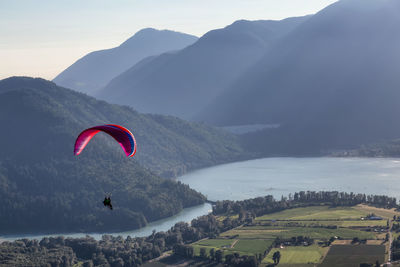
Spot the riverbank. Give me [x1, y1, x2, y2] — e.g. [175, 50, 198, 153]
[0, 203, 212, 241]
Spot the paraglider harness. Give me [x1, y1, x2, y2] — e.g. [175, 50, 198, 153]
[103, 195, 113, 210]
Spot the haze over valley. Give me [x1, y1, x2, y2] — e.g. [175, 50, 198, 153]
[2, 0, 400, 266]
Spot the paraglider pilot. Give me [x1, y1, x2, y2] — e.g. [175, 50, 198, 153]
[103, 196, 113, 210]
[74, 124, 137, 211]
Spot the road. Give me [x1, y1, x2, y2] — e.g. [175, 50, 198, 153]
[388, 218, 393, 265]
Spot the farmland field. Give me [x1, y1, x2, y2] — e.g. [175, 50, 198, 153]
[221, 226, 376, 240]
[355, 204, 400, 219]
[193, 238, 273, 256]
[319, 245, 385, 267]
[262, 245, 328, 265]
[256, 206, 367, 221]
[260, 219, 387, 228]
[231, 239, 273, 254]
[195, 239, 235, 248]
[186, 205, 391, 266]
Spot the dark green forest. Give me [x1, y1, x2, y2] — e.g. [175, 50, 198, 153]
[0, 77, 247, 234]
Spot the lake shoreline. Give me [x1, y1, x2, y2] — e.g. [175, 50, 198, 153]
[4, 156, 400, 240]
[0, 203, 212, 241]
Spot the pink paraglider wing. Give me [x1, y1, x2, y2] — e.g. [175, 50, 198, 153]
[106, 124, 137, 157]
[74, 125, 136, 157]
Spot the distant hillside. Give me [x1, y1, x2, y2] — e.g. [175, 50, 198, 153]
[0, 77, 246, 234]
[332, 139, 400, 158]
[97, 17, 308, 119]
[198, 0, 400, 155]
[53, 28, 197, 95]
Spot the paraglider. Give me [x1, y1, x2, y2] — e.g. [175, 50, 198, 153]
[74, 124, 136, 157]
[103, 196, 113, 210]
[74, 124, 137, 210]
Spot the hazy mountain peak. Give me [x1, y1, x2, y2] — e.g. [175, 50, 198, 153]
[313, 0, 399, 20]
[53, 28, 198, 95]
[119, 28, 197, 48]
[98, 16, 309, 119]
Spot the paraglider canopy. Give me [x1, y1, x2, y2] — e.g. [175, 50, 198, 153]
[74, 124, 136, 157]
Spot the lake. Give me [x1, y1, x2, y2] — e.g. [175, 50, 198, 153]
[3, 157, 400, 241]
[178, 157, 400, 201]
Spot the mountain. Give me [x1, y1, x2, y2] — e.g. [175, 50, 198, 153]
[197, 0, 400, 154]
[0, 77, 245, 234]
[97, 17, 308, 119]
[53, 28, 198, 95]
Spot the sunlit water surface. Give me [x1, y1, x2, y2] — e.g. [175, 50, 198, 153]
[178, 157, 400, 201]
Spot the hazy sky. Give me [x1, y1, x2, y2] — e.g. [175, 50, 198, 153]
[0, 0, 337, 80]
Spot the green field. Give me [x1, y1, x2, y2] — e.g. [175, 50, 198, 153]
[217, 215, 238, 222]
[262, 245, 328, 265]
[221, 226, 375, 240]
[256, 206, 367, 221]
[320, 245, 385, 267]
[262, 219, 387, 228]
[193, 238, 273, 256]
[231, 239, 273, 254]
[355, 205, 400, 219]
[195, 239, 235, 248]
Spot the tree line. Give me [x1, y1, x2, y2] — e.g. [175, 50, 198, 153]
[212, 191, 397, 217]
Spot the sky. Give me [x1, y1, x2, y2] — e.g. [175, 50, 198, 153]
[0, 0, 337, 80]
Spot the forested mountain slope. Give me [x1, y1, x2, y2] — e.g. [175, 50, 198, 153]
[0, 77, 245, 234]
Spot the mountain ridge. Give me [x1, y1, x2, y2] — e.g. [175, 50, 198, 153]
[97, 16, 309, 119]
[53, 29, 198, 95]
[196, 0, 400, 154]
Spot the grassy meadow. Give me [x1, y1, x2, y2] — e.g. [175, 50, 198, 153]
[256, 206, 368, 221]
[262, 245, 328, 266]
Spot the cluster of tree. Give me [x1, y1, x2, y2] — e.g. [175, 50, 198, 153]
[318, 236, 337, 247]
[174, 245, 260, 267]
[262, 221, 338, 230]
[392, 222, 400, 233]
[213, 191, 398, 217]
[292, 191, 396, 208]
[225, 253, 259, 267]
[274, 236, 314, 247]
[359, 261, 380, 267]
[0, 238, 76, 267]
[351, 237, 369, 244]
[271, 251, 281, 265]
[392, 236, 400, 261]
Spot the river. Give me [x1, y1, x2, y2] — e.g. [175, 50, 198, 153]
[3, 157, 400, 241]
